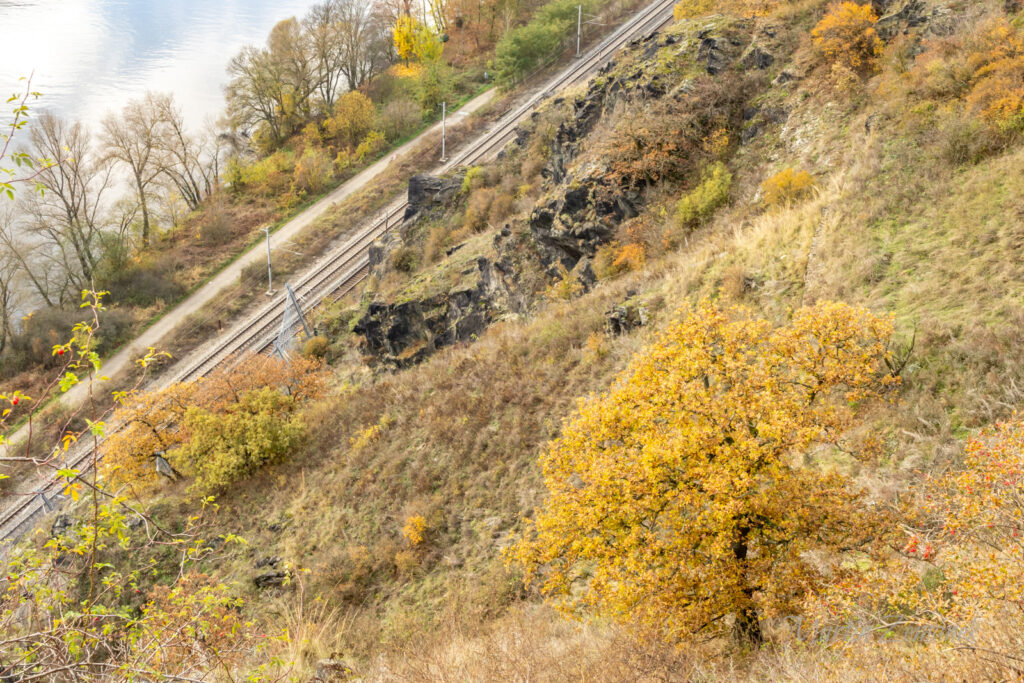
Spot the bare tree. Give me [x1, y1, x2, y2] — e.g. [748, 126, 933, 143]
[22, 114, 112, 300]
[147, 93, 221, 212]
[305, 0, 388, 104]
[102, 96, 165, 245]
[0, 212, 23, 353]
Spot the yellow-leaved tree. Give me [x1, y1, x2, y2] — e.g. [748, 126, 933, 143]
[811, 2, 883, 71]
[102, 354, 324, 493]
[510, 301, 898, 644]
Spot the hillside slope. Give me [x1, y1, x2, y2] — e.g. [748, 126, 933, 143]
[14, 0, 1024, 680]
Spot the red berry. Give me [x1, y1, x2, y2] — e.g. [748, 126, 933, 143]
[57, 348, 65, 356]
[11, 398, 17, 406]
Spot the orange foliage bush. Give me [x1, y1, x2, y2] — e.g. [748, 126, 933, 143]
[760, 167, 816, 207]
[963, 19, 1024, 131]
[811, 2, 883, 71]
[822, 416, 1024, 645]
[611, 242, 646, 272]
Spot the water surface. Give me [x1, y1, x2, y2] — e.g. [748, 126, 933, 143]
[0, 0, 320, 130]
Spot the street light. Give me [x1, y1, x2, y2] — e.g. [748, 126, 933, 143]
[441, 101, 448, 163]
[265, 226, 275, 296]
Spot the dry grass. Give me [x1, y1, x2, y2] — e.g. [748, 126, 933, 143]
[66, 1, 1024, 677]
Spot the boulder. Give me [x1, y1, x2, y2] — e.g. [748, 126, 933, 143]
[404, 172, 465, 222]
[313, 659, 356, 682]
[606, 301, 647, 335]
[253, 570, 289, 589]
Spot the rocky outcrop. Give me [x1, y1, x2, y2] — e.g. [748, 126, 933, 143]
[403, 172, 465, 222]
[530, 22, 764, 274]
[354, 256, 517, 367]
[529, 171, 641, 272]
[875, 0, 957, 41]
[606, 300, 647, 335]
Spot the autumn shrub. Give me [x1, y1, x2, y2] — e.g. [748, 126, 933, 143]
[464, 187, 496, 232]
[602, 77, 751, 190]
[544, 263, 585, 301]
[302, 335, 330, 359]
[380, 97, 422, 141]
[402, 515, 428, 546]
[488, 192, 516, 225]
[328, 91, 377, 150]
[610, 242, 646, 272]
[461, 166, 487, 193]
[811, 2, 883, 71]
[355, 130, 388, 163]
[673, 0, 714, 19]
[761, 167, 816, 207]
[674, 161, 732, 232]
[673, 0, 780, 19]
[510, 301, 897, 644]
[390, 245, 420, 273]
[103, 355, 324, 490]
[292, 145, 334, 194]
[196, 198, 235, 246]
[963, 19, 1024, 132]
[169, 386, 305, 494]
[593, 243, 628, 280]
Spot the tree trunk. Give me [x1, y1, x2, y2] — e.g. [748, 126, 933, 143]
[731, 523, 763, 646]
[136, 173, 150, 245]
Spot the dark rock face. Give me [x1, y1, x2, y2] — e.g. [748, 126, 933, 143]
[875, 0, 956, 41]
[253, 571, 289, 589]
[354, 257, 516, 367]
[529, 180, 640, 272]
[531, 23, 759, 273]
[404, 172, 465, 222]
[51, 514, 72, 537]
[742, 47, 775, 70]
[606, 301, 647, 335]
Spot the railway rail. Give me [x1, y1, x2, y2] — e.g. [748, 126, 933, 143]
[0, 0, 676, 543]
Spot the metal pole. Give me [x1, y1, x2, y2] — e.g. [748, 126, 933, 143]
[441, 101, 447, 162]
[265, 226, 274, 295]
[577, 4, 582, 57]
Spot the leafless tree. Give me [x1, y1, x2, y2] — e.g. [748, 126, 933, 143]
[21, 113, 112, 301]
[0, 211, 23, 354]
[102, 94, 165, 245]
[305, 0, 390, 105]
[147, 94, 221, 212]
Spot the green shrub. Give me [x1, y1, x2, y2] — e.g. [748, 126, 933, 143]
[169, 387, 304, 494]
[495, 0, 597, 84]
[461, 166, 486, 193]
[390, 245, 420, 273]
[302, 335, 330, 359]
[675, 162, 732, 231]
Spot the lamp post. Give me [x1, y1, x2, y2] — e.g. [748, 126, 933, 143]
[577, 4, 582, 57]
[441, 101, 448, 163]
[265, 226, 274, 296]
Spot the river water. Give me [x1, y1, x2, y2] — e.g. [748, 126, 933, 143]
[0, 0, 320, 130]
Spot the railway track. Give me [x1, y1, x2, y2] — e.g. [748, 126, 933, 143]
[0, 0, 676, 543]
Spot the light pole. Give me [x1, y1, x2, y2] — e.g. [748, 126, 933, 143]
[265, 226, 275, 296]
[577, 8, 604, 58]
[441, 101, 448, 163]
[577, 4, 582, 57]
